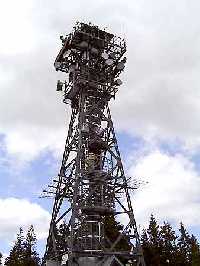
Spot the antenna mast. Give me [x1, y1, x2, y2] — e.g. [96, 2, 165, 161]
[43, 22, 146, 266]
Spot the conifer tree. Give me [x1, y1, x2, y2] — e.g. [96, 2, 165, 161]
[159, 222, 177, 265]
[0, 252, 2, 265]
[176, 223, 191, 265]
[23, 225, 40, 266]
[141, 229, 152, 265]
[148, 214, 162, 265]
[57, 221, 70, 255]
[104, 214, 131, 264]
[5, 226, 40, 266]
[5, 227, 25, 266]
[189, 234, 200, 266]
[141, 217, 200, 266]
[141, 214, 162, 266]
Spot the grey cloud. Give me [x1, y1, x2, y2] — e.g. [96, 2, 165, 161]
[1, 0, 200, 158]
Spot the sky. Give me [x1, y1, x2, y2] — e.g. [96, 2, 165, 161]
[1, 0, 200, 260]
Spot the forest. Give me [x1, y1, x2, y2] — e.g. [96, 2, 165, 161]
[1, 215, 200, 266]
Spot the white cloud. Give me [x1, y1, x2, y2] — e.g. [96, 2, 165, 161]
[1, 0, 200, 252]
[0, 198, 50, 242]
[0, 0, 200, 159]
[1, 0, 200, 249]
[111, 0, 200, 147]
[129, 150, 200, 228]
[0, 0, 37, 55]
[3, 125, 67, 162]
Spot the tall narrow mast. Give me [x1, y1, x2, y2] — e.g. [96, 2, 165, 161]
[43, 22, 145, 266]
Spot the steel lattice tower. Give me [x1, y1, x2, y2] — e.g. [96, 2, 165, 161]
[42, 23, 146, 266]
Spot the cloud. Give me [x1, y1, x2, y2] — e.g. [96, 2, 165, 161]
[129, 150, 200, 228]
[1, 0, 200, 253]
[0, 0, 36, 55]
[111, 0, 200, 148]
[1, 0, 200, 160]
[0, 198, 50, 242]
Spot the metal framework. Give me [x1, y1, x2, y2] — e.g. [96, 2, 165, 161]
[42, 22, 146, 266]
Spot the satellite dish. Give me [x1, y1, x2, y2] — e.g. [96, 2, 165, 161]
[109, 52, 116, 59]
[57, 80, 63, 91]
[102, 52, 108, 60]
[54, 62, 61, 69]
[115, 79, 123, 86]
[116, 62, 125, 70]
[78, 41, 88, 48]
[71, 48, 77, 52]
[63, 50, 70, 58]
[69, 64, 76, 73]
[60, 35, 65, 42]
[91, 47, 99, 55]
[105, 59, 113, 66]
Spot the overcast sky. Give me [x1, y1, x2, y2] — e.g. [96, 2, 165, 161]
[1, 0, 200, 259]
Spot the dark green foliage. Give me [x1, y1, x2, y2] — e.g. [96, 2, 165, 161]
[190, 235, 200, 266]
[5, 228, 25, 266]
[0, 252, 2, 265]
[141, 215, 200, 266]
[23, 225, 40, 266]
[104, 215, 131, 264]
[159, 222, 177, 265]
[57, 221, 70, 255]
[3, 216, 200, 266]
[141, 215, 163, 266]
[5, 226, 40, 266]
[176, 222, 191, 265]
[104, 215, 131, 251]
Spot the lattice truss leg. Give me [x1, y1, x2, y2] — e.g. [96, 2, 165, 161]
[42, 22, 146, 266]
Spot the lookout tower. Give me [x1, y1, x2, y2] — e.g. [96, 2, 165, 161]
[42, 22, 146, 266]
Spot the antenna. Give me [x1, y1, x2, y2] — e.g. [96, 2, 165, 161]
[42, 22, 146, 266]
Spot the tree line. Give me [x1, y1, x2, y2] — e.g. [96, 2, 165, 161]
[2, 225, 40, 266]
[141, 215, 200, 266]
[1, 215, 200, 265]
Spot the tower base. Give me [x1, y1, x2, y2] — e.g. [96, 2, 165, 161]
[46, 256, 125, 266]
[68, 256, 124, 266]
[46, 260, 61, 266]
